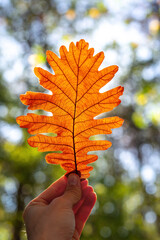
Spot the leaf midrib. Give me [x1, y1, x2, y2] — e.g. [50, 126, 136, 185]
[72, 46, 82, 173]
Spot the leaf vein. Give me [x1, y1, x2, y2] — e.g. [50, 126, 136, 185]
[48, 51, 76, 92]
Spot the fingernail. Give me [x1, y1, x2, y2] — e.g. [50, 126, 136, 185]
[68, 174, 80, 186]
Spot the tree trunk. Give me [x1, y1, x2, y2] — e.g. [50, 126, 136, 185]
[12, 183, 24, 240]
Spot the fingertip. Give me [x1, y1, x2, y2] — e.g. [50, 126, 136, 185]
[67, 173, 81, 187]
[85, 191, 97, 207]
[90, 191, 97, 205]
[82, 185, 94, 199]
[81, 179, 88, 189]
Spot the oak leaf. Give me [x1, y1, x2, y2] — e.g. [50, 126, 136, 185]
[16, 39, 124, 178]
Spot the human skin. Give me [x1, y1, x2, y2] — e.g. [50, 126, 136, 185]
[23, 173, 97, 240]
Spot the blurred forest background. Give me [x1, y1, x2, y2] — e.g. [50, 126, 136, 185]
[0, 0, 160, 239]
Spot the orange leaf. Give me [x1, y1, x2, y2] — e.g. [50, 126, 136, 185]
[16, 39, 124, 178]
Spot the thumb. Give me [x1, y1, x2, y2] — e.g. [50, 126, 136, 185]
[60, 173, 82, 208]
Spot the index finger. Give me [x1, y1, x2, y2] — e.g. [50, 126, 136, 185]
[32, 175, 88, 205]
[32, 175, 67, 204]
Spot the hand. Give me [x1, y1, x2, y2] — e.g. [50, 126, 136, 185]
[23, 173, 97, 240]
